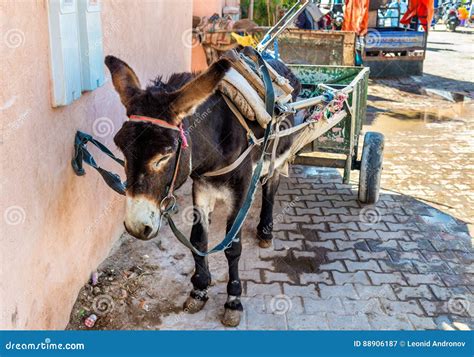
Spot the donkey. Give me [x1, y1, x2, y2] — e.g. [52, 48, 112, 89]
[105, 54, 300, 326]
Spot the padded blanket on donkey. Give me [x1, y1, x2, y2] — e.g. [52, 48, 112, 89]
[217, 48, 294, 128]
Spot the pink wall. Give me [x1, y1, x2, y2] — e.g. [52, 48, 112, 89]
[0, 0, 192, 329]
[193, 0, 224, 17]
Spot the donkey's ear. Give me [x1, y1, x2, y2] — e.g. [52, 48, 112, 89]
[170, 59, 231, 124]
[105, 55, 143, 107]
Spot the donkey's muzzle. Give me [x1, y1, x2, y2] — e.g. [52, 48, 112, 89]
[124, 196, 161, 240]
[124, 221, 159, 240]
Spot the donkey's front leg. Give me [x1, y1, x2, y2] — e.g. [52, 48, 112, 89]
[257, 174, 281, 248]
[184, 186, 213, 313]
[221, 219, 243, 327]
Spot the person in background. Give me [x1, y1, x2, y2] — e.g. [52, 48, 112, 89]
[458, 6, 469, 26]
[386, 0, 408, 27]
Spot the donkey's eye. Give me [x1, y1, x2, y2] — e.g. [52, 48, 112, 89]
[153, 155, 171, 169]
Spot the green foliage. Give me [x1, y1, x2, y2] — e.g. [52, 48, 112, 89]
[241, 0, 299, 26]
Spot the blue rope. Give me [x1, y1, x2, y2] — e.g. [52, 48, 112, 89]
[72, 131, 126, 195]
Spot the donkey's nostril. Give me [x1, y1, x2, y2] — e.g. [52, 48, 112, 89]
[143, 225, 153, 238]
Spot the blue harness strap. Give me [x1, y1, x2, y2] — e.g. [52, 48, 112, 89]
[72, 131, 126, 195]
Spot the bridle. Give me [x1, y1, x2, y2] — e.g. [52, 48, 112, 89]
[129, 115, 188, 216]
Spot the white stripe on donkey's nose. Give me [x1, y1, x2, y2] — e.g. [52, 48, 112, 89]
[124, 195, 161, 240]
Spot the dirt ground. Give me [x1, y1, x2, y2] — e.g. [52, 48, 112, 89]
[67, 29, 473, 330]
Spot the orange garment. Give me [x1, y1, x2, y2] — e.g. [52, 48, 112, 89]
[458, 7, 469, 21]
[400, 0, 435, 31]
[342, 0, 369, 35]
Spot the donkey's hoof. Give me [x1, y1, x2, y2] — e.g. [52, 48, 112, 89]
[221, 308, 242, 327]
[257, 229, 273, 248]
[183, 296, 206, 314]
[258, 239, 273, 249]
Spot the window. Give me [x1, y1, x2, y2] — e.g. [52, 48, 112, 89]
[47, 0, 105, 107]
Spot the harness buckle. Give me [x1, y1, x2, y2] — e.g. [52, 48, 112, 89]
[160, 194, 177, 214]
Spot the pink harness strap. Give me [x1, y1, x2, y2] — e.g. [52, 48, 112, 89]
[129, 115, 189, 148]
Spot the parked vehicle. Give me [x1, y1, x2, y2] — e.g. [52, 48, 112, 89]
[444, 5, 461, 31]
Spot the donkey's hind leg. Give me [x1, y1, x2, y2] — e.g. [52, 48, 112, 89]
[184, 183, 214, 313]
[257, 174, 281, 248]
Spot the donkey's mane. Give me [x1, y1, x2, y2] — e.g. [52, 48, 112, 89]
[148, 72, 199, 93]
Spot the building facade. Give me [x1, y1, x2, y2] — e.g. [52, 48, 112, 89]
[0, 0, 193, 329]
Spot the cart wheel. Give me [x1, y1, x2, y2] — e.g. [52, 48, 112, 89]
[358, 132, 384, 204]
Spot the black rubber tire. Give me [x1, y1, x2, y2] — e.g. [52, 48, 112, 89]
[447, 21, 457, 32]
[358, 132, 385, 204]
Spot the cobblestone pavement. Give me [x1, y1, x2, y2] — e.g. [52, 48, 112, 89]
[155, 165, 473, 330]
[68, 31, 473, 330]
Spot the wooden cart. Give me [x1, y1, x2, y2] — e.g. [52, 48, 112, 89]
[290, 64, 384, 203]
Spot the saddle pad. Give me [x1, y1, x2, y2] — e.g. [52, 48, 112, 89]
[217, 49, 295, 128]
[218, 68, 272, 128]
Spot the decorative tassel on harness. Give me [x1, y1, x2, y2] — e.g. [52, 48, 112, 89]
[178, 124, 189, 148]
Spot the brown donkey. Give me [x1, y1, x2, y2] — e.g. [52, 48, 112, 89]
[105, 55, 300, 326]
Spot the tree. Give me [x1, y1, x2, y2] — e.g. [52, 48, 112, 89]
[241, 0, 299, 26]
